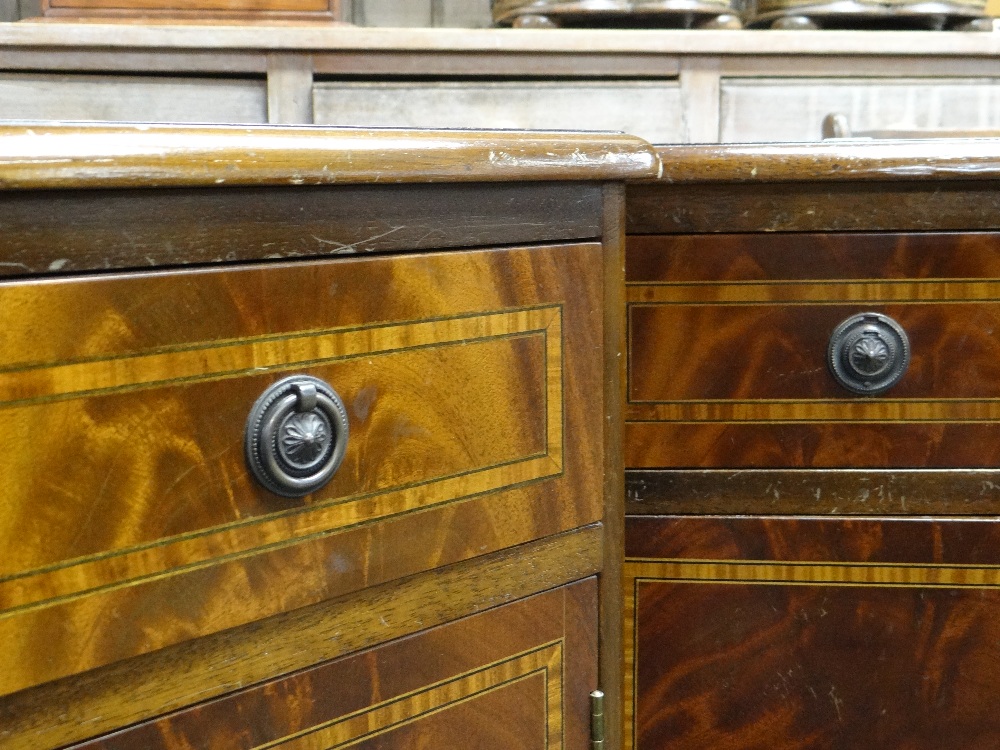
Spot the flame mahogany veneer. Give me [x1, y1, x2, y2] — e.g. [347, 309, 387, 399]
[625, 140, 1000, 749]
[0, 125, 658, 750]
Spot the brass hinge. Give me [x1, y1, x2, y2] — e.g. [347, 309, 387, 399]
[590, 690, 605, 750]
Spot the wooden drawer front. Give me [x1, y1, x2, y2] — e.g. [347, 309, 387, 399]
[720, 78, 1000, 142]
[313, 82, 684, 145]
[624, 516, 1000, 750]
[625, 232, 1000, 468]
[0, 243, 603, 697]
[0, 74, 267, 124]
[74, 579, 598, 750]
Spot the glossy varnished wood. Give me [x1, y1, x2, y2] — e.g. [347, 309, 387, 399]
[0, 182, 605, 276]
[624, 516, 1000, 750]
[627, 232, 1000, 282]
[0, 241, 604, 697]
[629, 142, 1000, 235]
[622, 141, 1000, 749]
[652, 140, 1000, 185]
[630, 301, 1000, 404]
[627, 181, 1000, 234]
[73, 579, 598, 750]
[625, 231, 1000, 468]
[0, 123, 658, 190]
[600, 184, 626, 750]
[0, 124, 635, 750]
[3, 526, 602, 750]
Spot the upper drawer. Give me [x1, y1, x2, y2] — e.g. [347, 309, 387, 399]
[625, 232, 1000, 468]
[0, 242, 604, 697]
[313, 81, 684, 144]
[721, 78, 1000, 142]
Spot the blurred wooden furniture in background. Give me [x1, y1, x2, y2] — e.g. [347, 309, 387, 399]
[12, 0, 494, 23]
[39, 0, 343, 22]
[1, 25, 1000, 142]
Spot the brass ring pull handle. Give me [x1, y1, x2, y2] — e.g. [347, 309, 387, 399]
[828, 313, 910, 396]
[244, 375, 349, 497]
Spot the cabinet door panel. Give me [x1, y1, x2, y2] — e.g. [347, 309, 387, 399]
[75, 578, 599, 750]
[625, 516, 1000, 750]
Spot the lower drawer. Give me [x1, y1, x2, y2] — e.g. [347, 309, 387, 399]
[625, 515, 1000, 750]
[74, 577, 598, 750]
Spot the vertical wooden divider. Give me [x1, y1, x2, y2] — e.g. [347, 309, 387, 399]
[602, 183, 627, 750]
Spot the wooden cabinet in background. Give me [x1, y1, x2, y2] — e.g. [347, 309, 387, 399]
[39, 0, 343, 22]
[3, 25, 1000, 144]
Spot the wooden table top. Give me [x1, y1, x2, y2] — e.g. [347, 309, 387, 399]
[0, 123, 660, 189]
[650, 139, 1000, 183]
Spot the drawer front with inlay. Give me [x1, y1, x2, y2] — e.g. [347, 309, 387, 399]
[625, 232, 1000, 468]
[0, 242, 604, 697]
[624, 516, 1000, 750]
[73, 579, 598, 750]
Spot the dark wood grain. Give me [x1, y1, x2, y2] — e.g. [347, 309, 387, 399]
[626, 469, 1000, 516]
[0, 241, 605, 697]
[1, 526, 602, 750]
[630, 302, 1000, 402]
[624, 516, 1000, 750]
[625, 422, 1000, 469]
[0, 182, 603, 276]
[626, 515, 1000, 565]
[622, 141, 1000, 750]
[651, 141, 1000, 185]
[625, 231, 1000, 467]
[0, 126, 631, 750]
[632, 581, 1000, 750]
[73, 579, 598, 750]
[626, 182, 1000, 234]
[600, 183, 626, 750]
[626, 297, 1000, 467]
[627, 232, 1000, 283]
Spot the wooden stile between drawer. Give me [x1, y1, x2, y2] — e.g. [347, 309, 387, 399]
[0, 242, 604, 697]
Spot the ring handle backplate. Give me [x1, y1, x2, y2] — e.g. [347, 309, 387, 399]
[244, 375, 349, 498]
